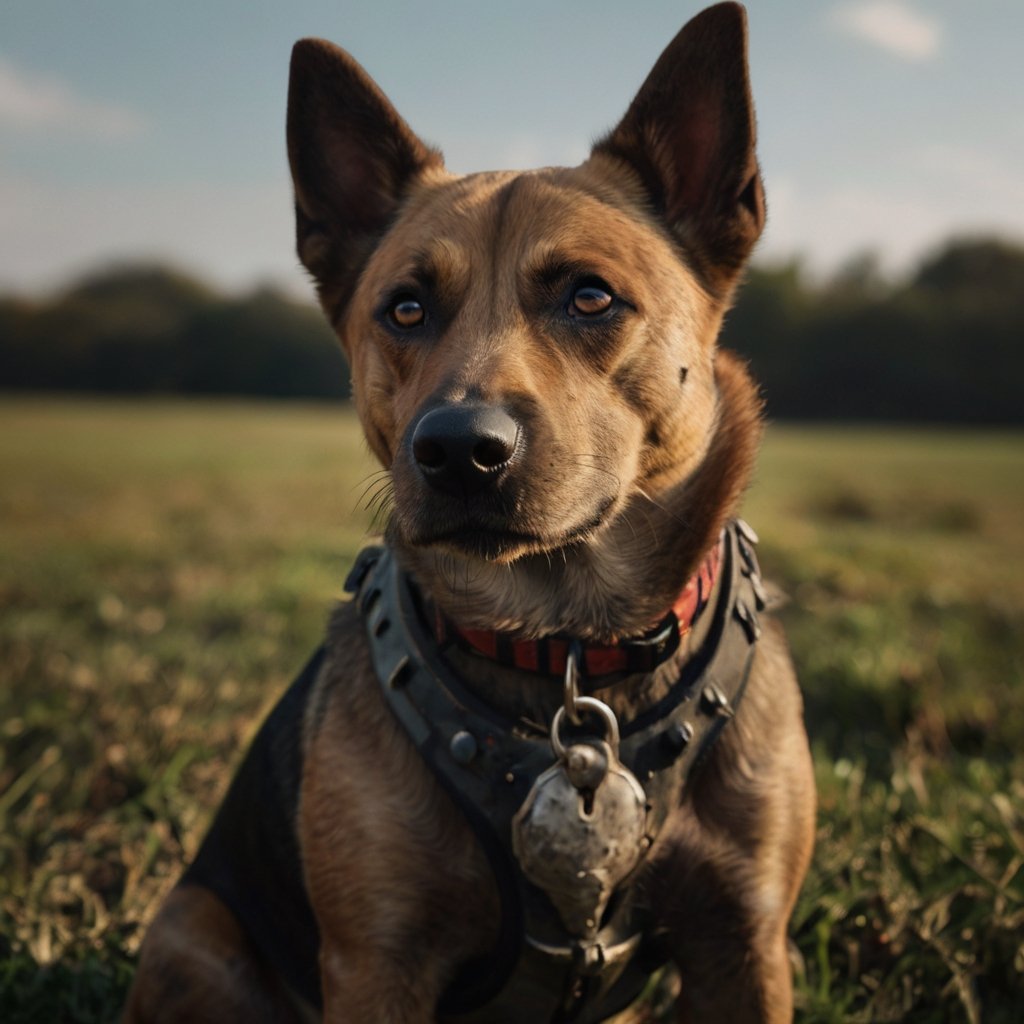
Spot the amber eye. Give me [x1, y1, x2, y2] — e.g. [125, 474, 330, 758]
[569, 284, 613, 318]
[389, 297, 425, 328]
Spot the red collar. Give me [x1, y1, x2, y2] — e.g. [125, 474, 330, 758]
[430, 534, 724, 679]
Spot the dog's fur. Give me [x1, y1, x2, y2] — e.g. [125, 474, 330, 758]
[125, 4, 815, 1021]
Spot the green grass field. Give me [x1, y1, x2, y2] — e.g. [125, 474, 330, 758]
[1, 398, 1022, 1022]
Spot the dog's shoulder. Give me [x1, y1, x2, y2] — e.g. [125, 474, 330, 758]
[303, 596, 381, 742]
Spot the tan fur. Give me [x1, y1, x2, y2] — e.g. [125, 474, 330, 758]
[126, 5, 815, 1022]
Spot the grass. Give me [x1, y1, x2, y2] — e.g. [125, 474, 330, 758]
[1, 398, 1022, 1022]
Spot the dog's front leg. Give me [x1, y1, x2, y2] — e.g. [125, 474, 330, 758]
[301, 645, 498, 1024]
[661, 637, 816, 1024]
[303, 773, 454, 1022]
[306, 804, 455, 1024]
[670, 926, 795, 1024]
[318, 939, 441, 1024]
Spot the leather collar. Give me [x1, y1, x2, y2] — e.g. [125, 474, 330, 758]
[426, 535, 724, 679]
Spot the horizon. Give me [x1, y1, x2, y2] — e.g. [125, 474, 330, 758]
[4, 230, 1021, 304]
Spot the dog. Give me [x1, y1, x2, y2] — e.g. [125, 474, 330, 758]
[125, 4, 815, 1021]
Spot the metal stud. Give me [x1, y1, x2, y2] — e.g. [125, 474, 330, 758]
[750, 573, 768, 611]
[739, 538, 758, 576]
[736, 519, 760, 545]
[449, 730, 478, 765]
[701, 684, 733, 718]
[662, 721, 694, 753]
[734, 599, 761, 642]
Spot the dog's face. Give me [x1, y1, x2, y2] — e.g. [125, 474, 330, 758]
[288, 2, 765, 634]
[346, 164, 722, 565]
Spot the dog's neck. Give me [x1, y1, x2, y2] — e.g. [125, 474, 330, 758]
[392, 350, 762, 644]
[428, 541, 729, 731]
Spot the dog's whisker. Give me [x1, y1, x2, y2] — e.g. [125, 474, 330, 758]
[353, 469, 392, 506]
[359, 481, 396, 525]
[364, 483, 395, 512]
[362, 476, 393, 505]
[634, 486, 692, 532]
[571, 454, 621, 490]
[366, 491, 396, 532]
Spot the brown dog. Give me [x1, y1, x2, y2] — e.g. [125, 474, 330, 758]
[125, 4, 815, 1022]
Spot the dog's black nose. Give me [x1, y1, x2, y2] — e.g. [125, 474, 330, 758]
[411, 404, 520, 495]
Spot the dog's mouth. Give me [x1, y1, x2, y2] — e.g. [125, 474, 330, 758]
[401, 495, 617, 563]
[389, 400, 626, 563]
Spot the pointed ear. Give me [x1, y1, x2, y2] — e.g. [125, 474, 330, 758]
[594, 2, 764, 296]
[287, 40, 444, 316]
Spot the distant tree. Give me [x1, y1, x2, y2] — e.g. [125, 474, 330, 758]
[64, 263, 216, 316]
[823, 251, 887, 305]
[913, 237, 1024, 301]
[0, 297, 39, 388]
[0, 264, 349, 399]
[721, 261, 814, 413]
[722, 237, 1024, 424]
[902, 238, 1024, 423]
[180, 288, 349, 398]
[1, 242, 1021, 422]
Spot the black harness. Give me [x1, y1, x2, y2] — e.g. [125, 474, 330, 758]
[346, 519, 767, 1022]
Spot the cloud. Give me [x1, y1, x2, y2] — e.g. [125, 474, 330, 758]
[831, 2, 942, 62]
[0, 58, 146, 138]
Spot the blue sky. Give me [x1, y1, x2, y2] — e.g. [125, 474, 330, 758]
[2, 0, 1022, 296]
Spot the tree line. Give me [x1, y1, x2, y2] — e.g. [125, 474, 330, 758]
[0, 267, 350, 400]
[2, 237, 1021, 423]
[719, 237, 1024, 425]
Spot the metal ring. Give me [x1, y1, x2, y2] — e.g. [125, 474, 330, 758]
[563, 644, 582, 725]
[550, 696, 621, 761]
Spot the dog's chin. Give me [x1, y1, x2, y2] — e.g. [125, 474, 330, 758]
[401, 499, 616, 565]
[426, 530, 548, 564]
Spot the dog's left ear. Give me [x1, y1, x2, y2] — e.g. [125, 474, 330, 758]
[287, 40, 444, 316]
[594, 2, 764, 296]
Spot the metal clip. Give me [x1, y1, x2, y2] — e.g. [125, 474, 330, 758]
[550, 696, 621, 761]
[513, 694, 647, 939]
[563, 641, 583, 725]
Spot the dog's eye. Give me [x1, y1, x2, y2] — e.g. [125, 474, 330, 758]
[568, 285, 613, 318]
[389, 297, 425, 329]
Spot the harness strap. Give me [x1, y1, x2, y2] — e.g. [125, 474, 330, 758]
[347, 521, 767, 1023]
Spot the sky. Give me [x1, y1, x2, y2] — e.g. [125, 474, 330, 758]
[2, 0, 1022, 297]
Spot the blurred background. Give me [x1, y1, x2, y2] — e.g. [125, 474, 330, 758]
[1, 2, 1022, 1021]
[3, 0, 1024, 416]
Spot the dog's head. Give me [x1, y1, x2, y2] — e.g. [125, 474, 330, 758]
[288, 3, 765, 638]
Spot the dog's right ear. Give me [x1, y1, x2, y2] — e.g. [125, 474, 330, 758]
[287, 40, 443, 315]
[593, 2, 764, 299]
